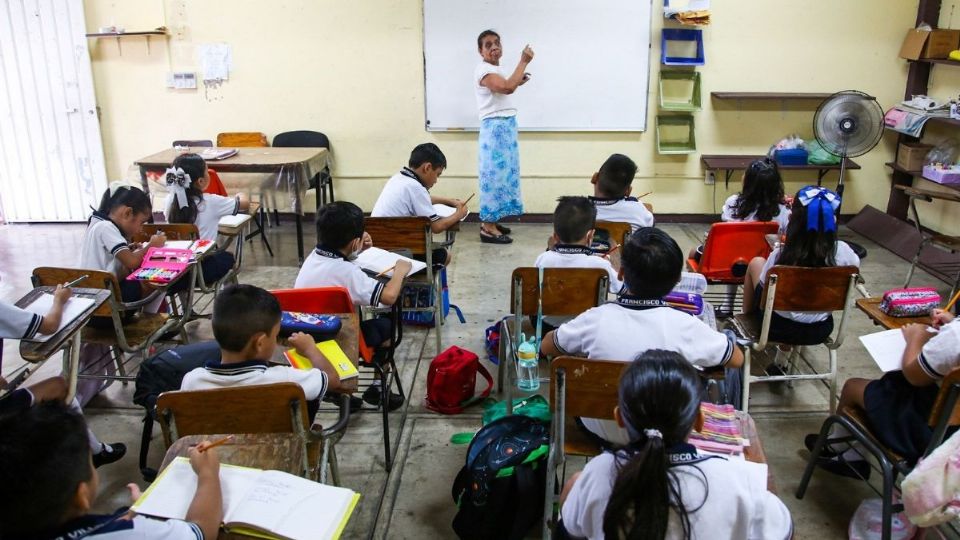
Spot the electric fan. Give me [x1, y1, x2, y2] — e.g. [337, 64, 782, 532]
[812, 90, 884, 258]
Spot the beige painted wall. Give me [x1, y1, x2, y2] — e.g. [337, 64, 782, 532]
[85, 0, 924, 223]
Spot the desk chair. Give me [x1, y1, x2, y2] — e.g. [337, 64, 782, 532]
[270, 287, 401, 471]
[730, 265, 859, 413]
[363, 217, 444, 355]
[31, 268, 183, 387]
[273, 130, 335, 207]
[594, 220, 631, 251]
[687, 221, 779, 316]
[798, 367, 960, 540]
[542, 356, 625, 538]
[499, 268, 609, 409]
[156, 382, 348, 484]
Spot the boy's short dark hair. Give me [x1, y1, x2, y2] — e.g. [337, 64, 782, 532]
[212, 284, 281, 352]
[477, 29, 500, 50]
[596, 154, 638, 198]
[553, 196, 597, 243]
[620, 227, 682, 298]
[0, 401, 92, 534]
[408, 143, 447, 170]
[316, 201, 365, 250]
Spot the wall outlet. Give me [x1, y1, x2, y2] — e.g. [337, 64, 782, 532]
[704, 170, 715, 185]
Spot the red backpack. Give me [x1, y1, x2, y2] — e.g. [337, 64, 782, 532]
[425, 346, 493, 415]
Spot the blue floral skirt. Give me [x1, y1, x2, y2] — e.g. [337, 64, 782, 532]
[478, 115, 523, 223]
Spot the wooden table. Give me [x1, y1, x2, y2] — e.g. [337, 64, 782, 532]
[135, 147, 330, 262]
[856, 297, 932, 330]
[701, 154, 860, 185]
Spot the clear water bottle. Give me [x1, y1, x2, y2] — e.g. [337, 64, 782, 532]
[516, 333, 540, 392]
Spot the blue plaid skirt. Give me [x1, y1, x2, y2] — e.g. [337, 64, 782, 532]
[478, 115, 523, 223]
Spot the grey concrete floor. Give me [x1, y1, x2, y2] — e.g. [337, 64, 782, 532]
[0, 219, 953, 540]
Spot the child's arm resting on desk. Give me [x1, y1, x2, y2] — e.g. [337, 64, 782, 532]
[901, 322, 947, 387]
[185, 445, 222, 540]
[378, 259, 413, 306]
[116, 233, 166, 271]
[37, 285, 72, 335]
[289, 332, 343, 392]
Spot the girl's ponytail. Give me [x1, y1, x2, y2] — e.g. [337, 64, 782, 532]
[603, 434, 679, 539]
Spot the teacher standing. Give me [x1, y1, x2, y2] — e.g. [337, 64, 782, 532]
[474, 30, 534, 244]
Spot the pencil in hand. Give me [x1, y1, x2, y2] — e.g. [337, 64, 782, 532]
[602, 244, 621, 258]
[943, 288, 960, 313]
[462, 193, 476, 206]
[196, 435, 234, 453]
[375, 264, 397, 278]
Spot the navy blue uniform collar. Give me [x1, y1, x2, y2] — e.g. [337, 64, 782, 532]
[615, 294, 669, 310]
[552, 243, 594, 255]
[204, 358, 270, 370]
[16, 508, 132, 540]
[589, 195, 638, 206]
[314, 244, 346, 259]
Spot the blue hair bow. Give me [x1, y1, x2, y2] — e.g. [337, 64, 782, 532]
[797, 186, 840, 233]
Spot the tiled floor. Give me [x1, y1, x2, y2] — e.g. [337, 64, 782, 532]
[0, 220, 953, 539]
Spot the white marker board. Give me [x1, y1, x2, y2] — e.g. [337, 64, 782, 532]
[423, 0, 653, 132]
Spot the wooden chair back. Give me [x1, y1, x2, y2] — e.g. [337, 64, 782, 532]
[363, 217, 431, 257]
[510, 267, 609, 317]
[32, 268, 119, 317]
[551, 356, 623, 419]
[216, 132, 268, 147]
[135, 223, 199, 242]
[929, 367, 960, 428]
[595, 220, 632, 248]
[156, 383, 310, 447]
[692, 221, 779, 283]
[764, 266, 859, 313]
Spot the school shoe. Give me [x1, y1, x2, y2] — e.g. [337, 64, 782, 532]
[323, 393, 364, 414]
[815, 455, 871, 480]
[480, 230, 512, 244]
[362, 385, 405, 412]
[804, 433, 840, 458]
[495, 224, 512, 235]
[92, 442, 127, 468]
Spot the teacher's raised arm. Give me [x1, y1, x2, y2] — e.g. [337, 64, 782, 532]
[473, 30, 534, 244]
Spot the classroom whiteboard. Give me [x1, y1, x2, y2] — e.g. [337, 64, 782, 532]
[423, 0, 653, 132]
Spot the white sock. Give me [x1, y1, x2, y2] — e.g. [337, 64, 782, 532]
[70, 398, 108, 453]
[839, 447, 865, 462]
[145, 293, 166, 313]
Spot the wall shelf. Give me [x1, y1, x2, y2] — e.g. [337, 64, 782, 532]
[711, 92, 834, 101]
[908, 58, 960, 68]
[85, 29, 167, 55]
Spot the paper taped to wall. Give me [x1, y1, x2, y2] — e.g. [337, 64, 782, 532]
[198, 43, 232, 82]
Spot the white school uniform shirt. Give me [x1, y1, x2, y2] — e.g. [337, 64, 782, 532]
[181, 359, 328, 401]
[371, 168, 440, 222]
[79, 217, 130, 278]
[918, 319, 960, 382]
[164, 193, 240, 241]
[721, 194, 791, 234]
[553, 298, 735, 444]
[590, 196, 654, 231]
[39, 510, 203, 540]
[758, 241, 860, 324]
[294, 246, 385, 307]
[561, 450, 792, 540]
[0, 302, 42, 340]
[474, 62, 517, 120]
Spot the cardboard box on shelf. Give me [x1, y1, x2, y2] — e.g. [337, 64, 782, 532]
[896, 142, 933, 172]
[900, 28, 960, 60]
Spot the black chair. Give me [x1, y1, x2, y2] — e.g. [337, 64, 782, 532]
[171, 139, 213, 147]
[272, 130, 335, 207]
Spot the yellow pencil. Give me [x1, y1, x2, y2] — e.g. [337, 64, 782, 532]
[944, 289, 960, 313]
[463, 193, 476, 205]
[197, 435, 234, 453]
[375, 264, 397, 278]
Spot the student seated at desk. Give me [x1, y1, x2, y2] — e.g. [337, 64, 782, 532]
[806, 309, 959, 479]
[558, 350, 792, 540]
[163, 153, 249, 287]
[370, 143, 467, 265]
[295, 201, 408, 411]
[82, 183, 166, 321]
[0, 400, 222, 540]
[589, 154, 654, 232]
[741, 186, 860, 376]
[0, 285, 72, 360]
[180, 284, 343, 418]
[535, 196, 622, 332]
[541, 227, 743, 446]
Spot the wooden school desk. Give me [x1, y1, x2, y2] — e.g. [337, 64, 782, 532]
[14, 287, 110, 401]
[275, 310, 361, 396]
[856, 297, 932, 330]
[135, 147, 330, 263]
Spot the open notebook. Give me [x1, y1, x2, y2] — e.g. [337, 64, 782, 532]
[133, 457, 359, 540]
[354, 247, 427, 278]
[432, 203, 468, 221]
[21, 294, 96, 342]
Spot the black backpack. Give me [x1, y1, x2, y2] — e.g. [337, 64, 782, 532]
[451, 415, 551, 540]
[133, 341, 222, 481]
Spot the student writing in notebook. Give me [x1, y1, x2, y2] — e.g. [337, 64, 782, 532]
[589, 154, 654, 232]
[180, 284, 344, 418]
[540, 227, 743, 446]
[370, 143, 467, 265]
[558, 350, 792, 540]
[0, 400, 222, 540]
[295, 201, 408, 411]
[805, 308, 959, 479]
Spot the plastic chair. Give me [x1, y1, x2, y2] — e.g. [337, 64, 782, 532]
[797, 367, 960, 540]
[157, 382, 348, 484]
[687, 221, 779, 315]
[204, 168, 229, 197]
[542, 356, 625, 538]
[269, 287, 402, 471]
[729, 265, 859, 413]
[272, 130, 335, 207]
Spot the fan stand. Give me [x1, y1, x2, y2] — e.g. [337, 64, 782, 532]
[831, 142, 868, 260]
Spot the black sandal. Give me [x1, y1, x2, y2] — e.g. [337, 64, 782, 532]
[495, 223, 512, 235]
[480, 229, 512, 244]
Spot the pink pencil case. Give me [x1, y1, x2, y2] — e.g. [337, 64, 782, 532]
[127, 247, 192, 284]
[879, 287, 940, 318]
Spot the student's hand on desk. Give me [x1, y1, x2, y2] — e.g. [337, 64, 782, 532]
[932, 308, 956, 328]
[148, 233, 166, 248]
[902, 323, 937, 346]
[394, 259, 413, 277]
[53, 284, 72, 305]
[188, 444, 221, 478]
[289, 332, 318, 357]
[361, 232, 373, 252]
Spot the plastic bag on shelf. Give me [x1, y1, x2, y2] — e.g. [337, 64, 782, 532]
[924, 138, 960, 166]
[767, 134, 807, 156]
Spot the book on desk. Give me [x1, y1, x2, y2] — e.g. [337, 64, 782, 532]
[133, 457, 359, 540]
[20, 294, 96, 342]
